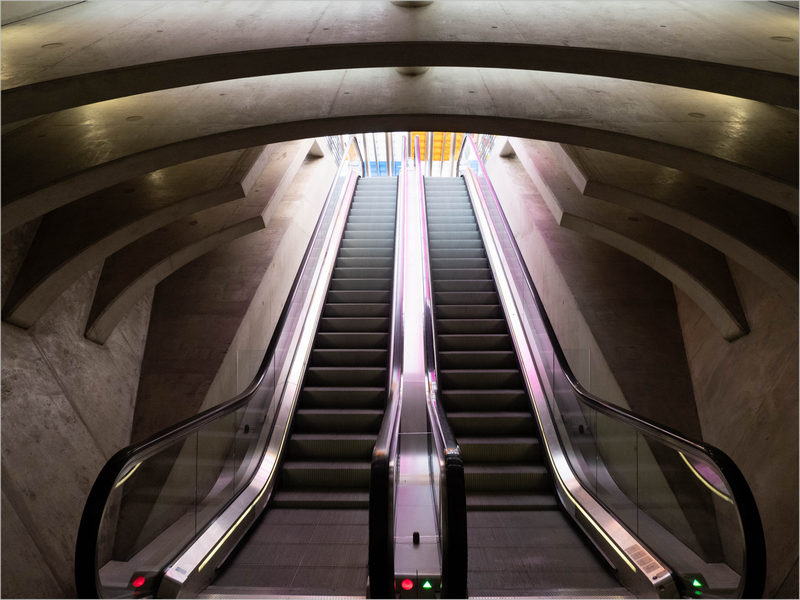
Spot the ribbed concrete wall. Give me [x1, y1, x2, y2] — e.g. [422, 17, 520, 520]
[676, 261, 799, 598]
[1, 267, 151, 597]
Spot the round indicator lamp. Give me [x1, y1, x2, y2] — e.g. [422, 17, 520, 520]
[131, 576, 146, 589]
[401, 578, 414, 591]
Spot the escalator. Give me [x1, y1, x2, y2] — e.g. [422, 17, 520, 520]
[76, 135, 765, 600]
[206, 176, 398, 596]
[424, 176, 628, 597]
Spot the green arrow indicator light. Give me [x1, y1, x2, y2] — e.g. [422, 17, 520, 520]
[692, 579, 703, 588]
[422, 580, 433, 590]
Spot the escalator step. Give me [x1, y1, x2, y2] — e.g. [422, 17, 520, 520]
[326, 290, 391, 303]
[288, 434, 377, 460]
[464, 463, 551, 492]
[435, 319, 508, 335]
[432, 268, 493, 280]
[435, 291, 498, 305]
[433, 279, 495, 292]
[438, 350, 517, 369]
[466, 493, 559, 511]
[436, 304, 502, 319]
[431, 258, 489, 269]
[428, 239, 484, 249]
[447, 411, 535, 436]
[318, 316, 390, 332]
[322, 303, 390, 318]
[428, 230, 482, 241]
[332, 267, 393, 279]
[293, 409, 384, 433]
[440, 389, 529, 411]
[437, 334, 512, 351]
[340, 238, 394, 248]
[281, 460, 370, 488]
[335, 257, 394, 268]
[337, 248, 393, 259]
[329, 278, 392, 291]
[343, 229, 395, 239]
[430, 248, 485, 259]
[458, 436, 543, 462]
[439, 368, 523, 389]
[305, 367, 386, 387]
[311, 348, 388, 367]
[314, 332, 388, 349]
[271, 488, 369, 508]
[301, 387, 385, 408]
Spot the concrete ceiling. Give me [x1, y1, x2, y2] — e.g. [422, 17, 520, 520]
[1, 0, 797, 342]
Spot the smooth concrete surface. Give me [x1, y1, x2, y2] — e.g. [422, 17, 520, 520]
[133, 143, 334, 441]
[199, 149, 335, 411]
[1, 1, 796, 122]
[2, 66, 796, 233]
[484, 149, 700, 437]
[1, 491, 64, 597]
[4, 146, 271, 329]
[0, 1, 82, 26]
[1, 267, 152, 597]
[83, 140, 308, 345]
[675, 261, 799, 599]
[553, 143, 799, 309]
[86, 217, 265, 344]
[509, 137, 749, 340]
[483, 146, 722, 576]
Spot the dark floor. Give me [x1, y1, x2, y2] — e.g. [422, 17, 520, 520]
[209, 508, 368, 596]
[467, 509, 632, 598]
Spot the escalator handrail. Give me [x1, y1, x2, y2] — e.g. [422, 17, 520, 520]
[417, 136, 468, 599]
[368, 143, 406, 599]
[458, 135, 766, 598]
[75, 136, 364, 598]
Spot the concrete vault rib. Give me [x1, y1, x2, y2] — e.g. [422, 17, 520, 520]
[3, 43, 796, 123]
[511, 137, 750, 341]
[85, 217, 265, 345]
[1, 147, 271, 329]
[551, 143, 799, 309]
[2, 1, 796, 121]
[2, 69, 797, 234]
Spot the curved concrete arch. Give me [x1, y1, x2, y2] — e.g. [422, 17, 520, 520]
[509, 136, 749, 340]
[3, 68, 796, 232]
[562, 214, 748, 341]
[551, 143, 799, 308]
[85, 217, 265, 344]
[4, 43, 796, 123]
[2, 0, 796, 121]
[3, 138, 316, 330]
[2, 147, 268, 327]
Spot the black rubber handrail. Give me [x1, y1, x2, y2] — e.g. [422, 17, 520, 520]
[417, 135, 468, 599]
[75, 138, 365, 598]
[368, 161, 404, 599]
[458, 135, 766, 598]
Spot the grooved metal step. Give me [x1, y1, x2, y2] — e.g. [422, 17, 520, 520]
[466, 492, 559, 511]
[310, 348, 388, 366]
[464, 463, 551, 492]
[270, 489, 369, 508]
[305, 367, 386, 387]
[447, 410, 536, 436]
[438, 350, 517, 369]
[287, 434, 377, 460]
[301, 387, 386, 408]
[281, 460, 371, 488]
[276, 176, 397, 512]
[293, 409, 384, 433]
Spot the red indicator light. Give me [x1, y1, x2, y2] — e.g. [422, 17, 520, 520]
[401, 578, 414, 591]
[131, 576, 146, 588]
